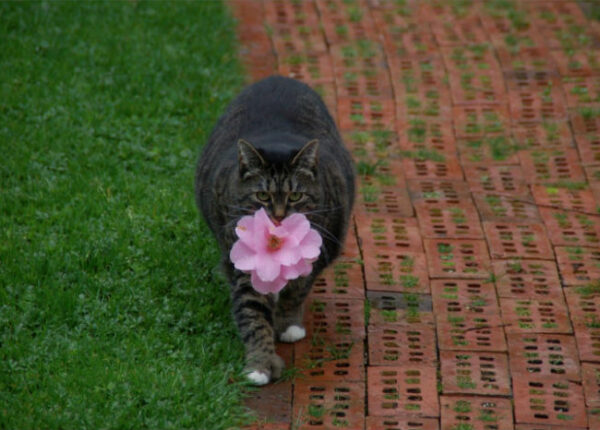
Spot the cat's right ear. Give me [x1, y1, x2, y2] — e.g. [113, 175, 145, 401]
[238, 139, 265, 179]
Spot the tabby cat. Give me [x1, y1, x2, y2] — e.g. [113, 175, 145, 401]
[195, 76, 355, 385]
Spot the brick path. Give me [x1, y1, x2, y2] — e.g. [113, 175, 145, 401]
[231, 1, 600, 429]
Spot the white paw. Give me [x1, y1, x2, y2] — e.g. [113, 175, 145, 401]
[246, 370, 270, 386]
[279, 325, 306, 343]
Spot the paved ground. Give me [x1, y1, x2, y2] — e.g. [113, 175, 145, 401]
[231, 1, 600, 429]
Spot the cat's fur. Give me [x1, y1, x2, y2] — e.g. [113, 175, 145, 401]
[195, 76, 355, 384]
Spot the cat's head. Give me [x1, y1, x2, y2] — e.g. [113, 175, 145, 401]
[237, 138, 319, 222]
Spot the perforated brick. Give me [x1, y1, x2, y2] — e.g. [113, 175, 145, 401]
[574, 325, 600, 363]
[583, 363, 600, 407]
[414, 201, 483, 239]
[318, 0, 377, 45]
[355, 212, 423, 253]
[368, 365, 440, 417]
[492, 260, 563, 300]
[519, 149, 585, 185]
[512, 375, 587, 428]
[294, 336, 364, 382]
[408, 179, 471, 205]
[364, 250, 429, 294]
[303, 298, 365, 342]
[365, 416, 440, 430]
[431, 279, 500, 318]
[496, 47, 556, 74]
[483, 222, 554, 260]
[338, 97, 396, 131]
[424, 239, 491, 279]
[480, 11, 545, 52]
[436, 309, 507, 352]
[500, 297, 572, 334]
[555, 246, 600, 287]
[453, 105, 509, 138]
[507, 333, 581, 380]
[293, 380, 365, 430]
[357, 159, 413, 216]
[511, 120, 574, 150]
[457, 135, 521, 165]
[310, 259, 364, 300]
[388, 55, 448, 97]
[440, 395, 514, 430]
[463, 164, 528, 196]
[571, 108, 600, 136]
[401, 157, 464, 181]
[506, 76, 568, 123]
[564, 76, 600, 108]
[345, 129, 399, 162]
[442, 45, 505, 106]
[576, 133, 600, 166]
[264, 0, 320, 28]
[440, 351, 511, 396]
[532, 184, 598, 214]
[565, 287, 600, 331]
[398, 117, 455, 155]
[473, 193, 540, 223]
[367, 291, 435, 326]
[368, 323, 437, 366]
[278, 53, 335, 84]
[431, 17, 488, 47]
[380, 21, 438, 59]
[551, 48, 600, 78]
[270, 22, 327, 56]
[540, 208, 600, 248]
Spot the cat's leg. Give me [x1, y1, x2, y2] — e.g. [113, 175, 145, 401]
[274, 278, 311, 343]
[231, 273, 284, 385]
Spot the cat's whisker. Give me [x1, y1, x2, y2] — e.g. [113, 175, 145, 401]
[309, 221, 343, 247]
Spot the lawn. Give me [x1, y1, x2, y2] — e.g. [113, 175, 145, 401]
[0, 2, 252, 428]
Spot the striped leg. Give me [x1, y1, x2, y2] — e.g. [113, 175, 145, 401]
[231, 273, 284, 385]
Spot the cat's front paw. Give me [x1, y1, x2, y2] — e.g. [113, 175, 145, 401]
[279, 325, 306, 343]
[244, 353, 284, 386]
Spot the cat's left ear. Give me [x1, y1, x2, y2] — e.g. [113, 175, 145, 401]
[291, 139, 319, 178]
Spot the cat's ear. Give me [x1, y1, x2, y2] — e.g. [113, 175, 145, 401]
[291, 139, 319, 178]
[238, 139, 265, 179]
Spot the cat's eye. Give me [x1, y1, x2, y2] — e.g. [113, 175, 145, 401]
[288, 192, 303, 202]
[256, 191, 270, 202]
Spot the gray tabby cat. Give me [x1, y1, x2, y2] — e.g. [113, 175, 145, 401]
[195, 76, 355, 385]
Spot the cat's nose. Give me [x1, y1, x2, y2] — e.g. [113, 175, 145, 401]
[273, 205, 286, 222]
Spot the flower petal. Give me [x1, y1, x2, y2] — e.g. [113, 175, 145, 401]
[256, 256, 281, 282]
[235, 214, 256, 247]
[230, 241, 256, 271]
[274, 243, 302, 265]
[281, 213, 310, 241]
[251, 271, 288, 294]
[281, 259, 313, 280]
[299, 229, 323, 260]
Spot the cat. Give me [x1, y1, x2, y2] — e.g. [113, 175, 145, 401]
[195, 75, 355, 385]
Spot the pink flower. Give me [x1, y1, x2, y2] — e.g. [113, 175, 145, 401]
[229, 208, 322, 294]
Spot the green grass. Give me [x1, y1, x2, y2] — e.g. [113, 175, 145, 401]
[0, 2, 251, 429]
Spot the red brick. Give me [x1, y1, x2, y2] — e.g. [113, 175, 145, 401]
[365, 416, 440, 430]
[317, 0, 377, 45]
[496, 47, 556, 73]
[380, 19, 438, 59]
[364, 249, 429, 294]
[436, 311, 507, 352]
[511, 120, 574, 150]
[440, 395, 514, 430]
[401, 156, 464, 181]
[588, 165, 600, 184]
[576, 133, 600, 166]
[442, 45, 505, 106]
[500, 297, 572, 334]
[492, 259, 563, 300]
[573, 325, 600, 363]
[398, 117, 455, 153]
[388, 55, 448, 98]
[519, 148, 585, 185]
[414, 201, 483, 239]
[355, 212, 423, 253]
[506, 333, 581, 381]
[532, 184, 598, 214]
[457, 135, 521, 165]
[309, 259, 364, 300]
[571, 108, 600, 136]
[278, 53, 335, 84]
[340, 224, 361, 260]
[293, 380, 365, 430]
[483, 222, 554, 260]
[337, 70, 394, 99]
[369, 302, 435, 327]
[583, 363, 600, 407]
[303, 298, 365, 342]
[294, 336, 364, 382]
[506, 74, 568, 123]
[431, 279, 500, 317]
[440, 350, 511, 396]
[418, 1, 481, 21]
[337, 97, 396, 131]
[368, 324, 437, 366]
[344, 129, 400, 162]
[408, 179, 471, 205]
[463, 164, 528, 196]
[244, 423, 290, 430]
[563, 76, 600, 108]
[424, 239, 491, 279]
[264, 0, 321, 28]
[512, 375, 587, 428]
[565, 287, 600, 330]
[552, 47, 600, 78]
[431, 17, 488, 47]
[357, 159, 413, 217]
[473, 192, 540, 223]
[555, 246, 600, 286]
[368, 365, 440, 417]
[540, 208, 600, 248]
[453, 105, 509, 138]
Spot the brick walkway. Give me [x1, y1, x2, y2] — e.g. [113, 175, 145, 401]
[231, 1, 600, 429]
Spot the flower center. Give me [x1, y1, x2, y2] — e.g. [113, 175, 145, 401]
[267, 234, 284, 252]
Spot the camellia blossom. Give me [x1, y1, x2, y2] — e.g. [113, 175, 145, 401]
[230, 208, 322, 294]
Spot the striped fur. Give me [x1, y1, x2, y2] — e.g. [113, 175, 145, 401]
[195, 76, 355, 383]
